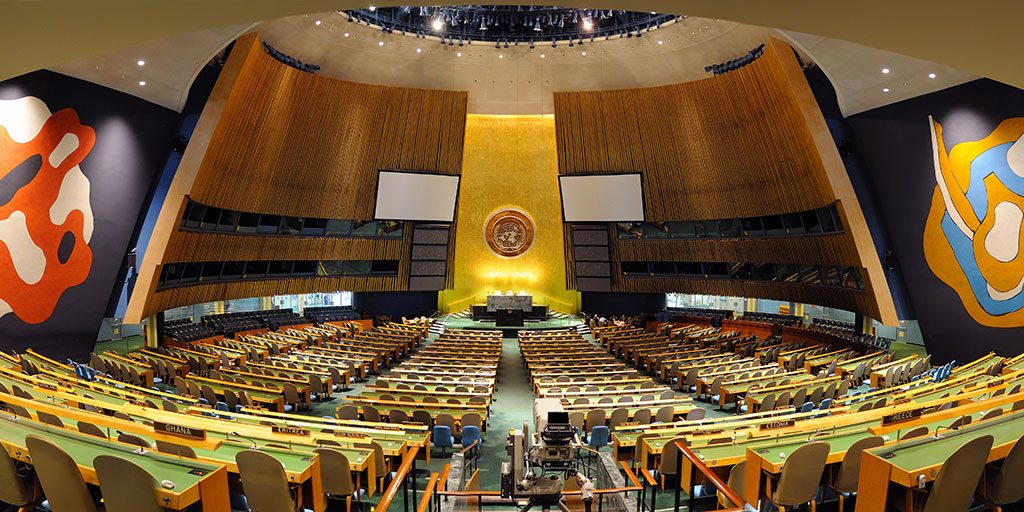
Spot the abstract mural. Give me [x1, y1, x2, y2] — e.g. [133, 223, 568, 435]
[924, 116, 1024, 327]
[0, 96, 94, 324]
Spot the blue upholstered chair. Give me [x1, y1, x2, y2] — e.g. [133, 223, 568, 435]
[433, 426, 454, 457]
[588, 426, 610, 453]
[461, 426, 482, 457]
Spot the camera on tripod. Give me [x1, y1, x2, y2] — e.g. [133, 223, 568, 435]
[500, 411, 589, 512]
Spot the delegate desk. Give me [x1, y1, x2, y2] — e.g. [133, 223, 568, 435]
[0, 414, 231, 511]
[854, 411, 1024, 511]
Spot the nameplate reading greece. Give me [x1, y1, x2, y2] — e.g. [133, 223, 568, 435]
[154, 422, 207, 440]
[881, 407, 924, 426]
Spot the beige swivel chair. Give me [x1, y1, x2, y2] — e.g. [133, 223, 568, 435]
[608, 408, 629, 430]
[336, 404, 359, 421]
[435, 413, 456, 433]
[236, 449, 301, 512]
[977, 434, 1024, 511]
[829, 436, 884, 511]
[900, 426, 929, 440]
[94, 454, 164, 512]
[388, 409, 408, 424]
[460, 412, 482, 431]
[155, 440, 197, 458]
[25, 435, 98, 512]
[764, 441, 829, 512]
[0, 446, 34, 511]
[77, 421, 107, 439]
[315, 448, 358, 510]
[584, 409, 606, 434]
[916, 435, 993, 512]
[362, 405, 381, 423]
[655, 405, 674, 424]
[569, 411, 585, 433]
[718, 460, 745, 508]
[412, 410, 432, 427]
[633, 408, 652, 425]
[685, 408, 706, 421]
[35, 411, 64, 428]
[282, 383, 303, 412]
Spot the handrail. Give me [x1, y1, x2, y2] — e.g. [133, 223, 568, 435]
[619, 460, 642, 489]
[438, 464, 451, 492]
[417, 473, 440, 512]
[675, 440, 746, 512]
[375, 444, 420, 511]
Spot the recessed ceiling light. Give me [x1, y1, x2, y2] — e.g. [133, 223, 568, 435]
[456, 52, 462, 57]
[368, 5, 376, 11]
[137, 59, 145, 66]
[416, 48, 422, 53]
[138, 81, 146, 86]
[344, 32, 350, 37]
[581, 51, 586, 56]
[540, 54, 545, 58]
[882, 87, 890, 92]
[657, 40, 663, 45]
[928, 72, 937, 79]
[378, 41, 385, 46]
[581, 18, 593, 31]
[498, 54, 504, 59]
[314, 19, 321, 26]
[881, 68, 890, 74]
[432, 18, 444, 31]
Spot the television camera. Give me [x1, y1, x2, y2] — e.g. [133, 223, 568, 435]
[500, 411, 593, 512]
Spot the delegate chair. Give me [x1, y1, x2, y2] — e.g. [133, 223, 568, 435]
[829, 436, 884, 511]
[764, 441, 829, 512]
[314, 448, 359, 511]
[389, 409, 408, 424]
[719, 460, 745, 508]
[362, 405, 381, 423]
[156, 440, 197, 459]
[236, 450, 301, 512]
[412, 410, 432, 427]
[94, 455, 164, 512]
[25, 435, 98, 512]
[461, 426, 482, 457]
[977, 434, 1024, 511]
[0, 446, 34, 511]
[336, 405, 358, 421]
[588, 426, 610, 453]
[35, 411, 64, 428]
[433, 425, 454, 457]
[911, 435, 993, 512]
[77, 421, 107, 439]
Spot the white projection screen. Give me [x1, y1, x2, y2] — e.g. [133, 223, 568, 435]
[374, 170, 460, 222]
[559, 173, 645, 222]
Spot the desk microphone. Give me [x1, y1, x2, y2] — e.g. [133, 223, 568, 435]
[230, 432, 259, 449]
[116, 430, 147, 454]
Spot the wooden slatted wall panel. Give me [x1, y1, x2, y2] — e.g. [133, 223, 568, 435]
[553, 40, 834, 221]
[189, 46, 467, 219]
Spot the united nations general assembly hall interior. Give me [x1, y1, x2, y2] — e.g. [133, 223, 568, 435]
[2, 3, 1024, 512]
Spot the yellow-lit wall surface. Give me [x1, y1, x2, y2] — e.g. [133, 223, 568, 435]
[439, 114, 580, 314]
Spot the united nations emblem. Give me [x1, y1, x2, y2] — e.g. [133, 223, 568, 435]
[484, 207, 535, 257]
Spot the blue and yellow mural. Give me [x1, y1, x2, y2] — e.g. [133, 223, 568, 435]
[924, 116, 1024, 327]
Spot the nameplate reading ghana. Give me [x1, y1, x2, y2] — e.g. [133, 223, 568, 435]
[155, 421, 207, 440]
[881, 408, 924, 426]
[759, 419, 796, 430]
[272, 426, 310, 436]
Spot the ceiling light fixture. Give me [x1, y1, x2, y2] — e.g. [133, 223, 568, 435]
[137, 59, 145, 66]
[582, 17, 594, 31]
[456, 52, 462, 57]
[882, 87, 890, 92]
[498, 54, 504, 59]
[368, 5, 376, 11]
[416, 48, 422, 53]
[138, 81, 146, 86]
[344, 32, 350, 37]
[378, 41, 385, 46]
[657, 40, 663, 45]
[432, 17, 444, 31]
[315, 19, 322, 26]
[540, 54, 545, 58]
[581, 51, 586, 56]
[928, 72, 937, 78]
[881, 67, 890, 74]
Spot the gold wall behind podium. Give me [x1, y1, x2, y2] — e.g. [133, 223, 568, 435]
[439, 115, 580, 314]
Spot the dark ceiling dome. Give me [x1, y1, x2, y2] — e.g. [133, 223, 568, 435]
[344, 5, 679, 44]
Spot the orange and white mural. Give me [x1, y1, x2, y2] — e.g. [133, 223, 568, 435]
[0, 96, 94, 324]
[924, 116, 1024, 327]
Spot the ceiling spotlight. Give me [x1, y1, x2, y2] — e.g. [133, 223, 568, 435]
[378, 41, 385, 46]
[138, 81, 146, 86]
[137, 59, 145, 66]
[881, 68, 890, 74]
[657, 40, 663, 45]
[498, 54, 504, 59]
[540, 53, 545, 58]
[432, 17, 444, 31]
[344, 32, 350, 37]
[581, 17, 593, 31]
[315, 19, 322, 26]
[457, 52, 462, 57]
[928, 72, 937, 78]
[416, 48, 422, 53]
[368, 5, 376, 11]
[882, 87, 890, 92]
[581, 51, 587, 56]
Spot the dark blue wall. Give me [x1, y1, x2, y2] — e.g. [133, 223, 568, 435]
[581, 292, 666, 316]
[0, 70, 179, 360]
[353, 291, 439, 318]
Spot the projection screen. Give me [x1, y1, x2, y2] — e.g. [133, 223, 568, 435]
[374, 170, 460, 222]
[559, 173, 645, 222]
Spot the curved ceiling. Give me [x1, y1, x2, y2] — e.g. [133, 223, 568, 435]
[2, 0, 1018, 92]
